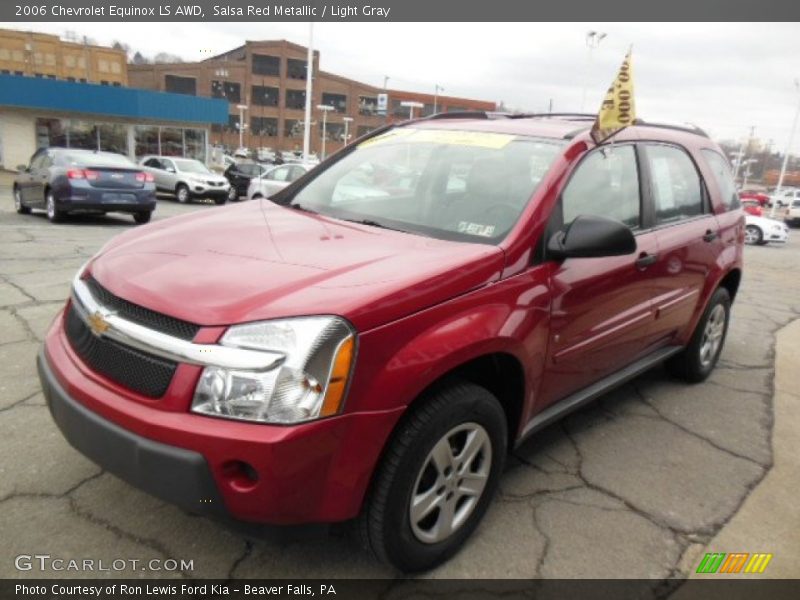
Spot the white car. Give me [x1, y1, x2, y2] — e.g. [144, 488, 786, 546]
[745, 214, 789, 246]
[247, 163, 312, 200]
[769, 187, 800, 208]
[783, 198, 800, 227]
[140, 156, 230, 205]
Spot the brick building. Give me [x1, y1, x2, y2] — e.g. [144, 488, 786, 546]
[128, 40, 496, 155]
[0, 28, 127, 86]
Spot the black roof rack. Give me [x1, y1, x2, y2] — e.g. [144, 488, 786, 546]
[632, 118, 709, 139]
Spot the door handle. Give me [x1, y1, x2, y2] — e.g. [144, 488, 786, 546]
[703, 229, 719, 243]
[635, 252, 658, 269]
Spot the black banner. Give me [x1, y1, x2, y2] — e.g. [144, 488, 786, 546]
[3, 0, 800, 22]
[3, 579, 800, 600]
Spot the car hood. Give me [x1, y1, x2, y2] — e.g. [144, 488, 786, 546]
[89, 201, 505, 331]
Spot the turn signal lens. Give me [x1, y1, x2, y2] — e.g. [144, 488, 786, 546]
[67, 169, 84, 179]
[136, 172, 155, 182]
[320, 336, 355, 417]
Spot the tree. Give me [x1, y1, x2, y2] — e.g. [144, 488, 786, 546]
[153, 52, 184, 64]
[131, 51, 150, 65]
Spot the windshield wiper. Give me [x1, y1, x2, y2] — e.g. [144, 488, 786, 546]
[341, 218, 407, 233]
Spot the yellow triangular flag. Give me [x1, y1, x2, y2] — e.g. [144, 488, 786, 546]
[591, 50, 636, 144]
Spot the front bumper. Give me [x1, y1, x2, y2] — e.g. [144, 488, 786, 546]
[40, 313, 404, 524]
[765, 227, 790, 243]
[188, 183, 229, 198]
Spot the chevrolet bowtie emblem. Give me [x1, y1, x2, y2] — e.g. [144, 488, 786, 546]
[87, 311, 111, 336]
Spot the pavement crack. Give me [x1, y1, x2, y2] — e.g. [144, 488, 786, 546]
[226, 540, 253, 580]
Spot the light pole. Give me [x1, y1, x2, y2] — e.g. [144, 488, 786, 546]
[733, 125, 755, 184]
[236, 104, 248, 150]
[317, 104, 334, 159]
[433, 84, 444, 114]
[581, 30, 607, 112]
[401, 101, 424, 119]
[771, 79, 800, 218]
[303, 23, 314, 162]
[343, 116, 353, 145]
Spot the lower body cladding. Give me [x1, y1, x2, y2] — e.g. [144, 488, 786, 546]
[38, 314, 405, 524]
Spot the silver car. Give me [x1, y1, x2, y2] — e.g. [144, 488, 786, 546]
[247, 163, 312, 200]
[140, 156, 231, 205]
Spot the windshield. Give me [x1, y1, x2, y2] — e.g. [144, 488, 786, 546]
[58, 152, 135, 168]
[174, 159, 211, 174]
[287, 128, 564, 243]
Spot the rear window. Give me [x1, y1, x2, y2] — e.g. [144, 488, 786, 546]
[58, 152, 135, 168]
[701, 149, 740, 211]
[287, 128, 564, 244]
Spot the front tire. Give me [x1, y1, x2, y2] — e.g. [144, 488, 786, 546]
[214, 196, 227, 206]
[744, 224, 762, 245]
[14, 187, 31, 215]
[133, 212, 152, 224]
[175, 184, 190, 204]
[46, 190, 64, 223]
[666, 287, 731, 383]
[357, 380, 507, 572]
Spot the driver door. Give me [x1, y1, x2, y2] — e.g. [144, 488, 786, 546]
[538, 144, 661, 406]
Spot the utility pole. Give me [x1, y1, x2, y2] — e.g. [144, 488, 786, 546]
[302, 23, 314, 162]
[343, 116, 353, 146]
[433, 84, 444, 114]
[771, 79, 800, 218]
[317, 104, 334, 159]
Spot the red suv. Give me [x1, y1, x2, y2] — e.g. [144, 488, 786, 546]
[38, 113, 743, 572]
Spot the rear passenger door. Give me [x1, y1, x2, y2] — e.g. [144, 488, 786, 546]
[540, 144, 661, 405]
[640, 143, 721, 345]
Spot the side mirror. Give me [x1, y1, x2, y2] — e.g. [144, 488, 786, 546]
[548, 214, 636, 259]
[16, 164, 28, 172]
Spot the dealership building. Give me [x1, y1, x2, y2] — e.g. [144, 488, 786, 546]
[0, 74, 228, 170]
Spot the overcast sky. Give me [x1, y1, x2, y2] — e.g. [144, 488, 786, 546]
[10, 21, 800, 154]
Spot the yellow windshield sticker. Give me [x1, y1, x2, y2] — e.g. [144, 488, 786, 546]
[359, 128, 515, 150]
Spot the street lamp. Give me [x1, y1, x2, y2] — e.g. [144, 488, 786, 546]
[433, 84, 444, 114]
[401, 100, 424, 119]
[236, 104, 248, 151]
[581, 30, 607, 112]
[343, 116, 354, 145]
[317, 104, 335, 159]
[771, 79, 800, 218]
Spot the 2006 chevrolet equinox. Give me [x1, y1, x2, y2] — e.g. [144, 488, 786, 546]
[38, 113, 744, 572]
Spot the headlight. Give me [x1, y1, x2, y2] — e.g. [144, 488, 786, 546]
[191, 317, 356, 424]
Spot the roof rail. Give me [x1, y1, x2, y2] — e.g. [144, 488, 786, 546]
[507, 112, 597, 121]
[420, 110, 513, 121]
[632, 118, 709, 138]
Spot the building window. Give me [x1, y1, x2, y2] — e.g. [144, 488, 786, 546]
[447, 106, 469, 112]
[33, 53, 44, 65]
[286, 58, 307, 80]
[64, 55, 76, 68]
[47, 74, 56, 80]
[357, 125, 376, 138]
[252, 54, 280, 77]
[100, 81, 109, 86]
[285, 89, 306, 110]
[321, 121, 345, 142]
[45, 53, 56, 67]
[66, 120, 97, 150]
[211, 80, 241, 103]
[36, 118, 68, 148]
[0, 49, 9, 60]
[97, 123, 127, 154]
[1, 69, 9, 75]
[15, 71, 24, 76]
[421, 103, 435, 117]
[98, 59, 109, 73]
[184, 129, 206, 161]
[358, 96, 379, 116]
[66, 76, 75, 82]
[322, 92, 347, 114]
[134, 125, 159, 157]
[252, 85, 279, 107]
[110, 61, 121, 74]
[284, 119, 304, 138]
[12, 50, 24, 63]
[112, 82, 121, 87]
[227, 114, 242, 132]
[165, 74, 197, 95]
[160, 128, 184, 156]
[77, 57, 86, 69]
[251, 117, 278, 137]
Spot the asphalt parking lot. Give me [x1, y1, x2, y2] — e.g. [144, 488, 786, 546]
[1, 175, 798, 586]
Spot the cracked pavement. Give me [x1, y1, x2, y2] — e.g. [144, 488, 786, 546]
[1, 177, 798, 587]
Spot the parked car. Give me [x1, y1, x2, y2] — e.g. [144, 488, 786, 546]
[739, 189, 769, 207]
[39, 115, 743, 573]
[783, 198, 800, 227]
[769, 187, 800, 208]
[741, 199, 762, 217]
[13, 148, 156, 224]
[224, 162, 271, 202]
[140, 156, 230, 204]
[247, 163, 312, 199]
[744, 214, 789, 245]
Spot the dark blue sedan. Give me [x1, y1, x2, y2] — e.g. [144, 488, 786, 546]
[13, 148, 157, 224]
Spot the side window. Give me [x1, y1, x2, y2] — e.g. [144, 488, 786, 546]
[162, 159, 176, 172]
[40, 154, 53, 169]
[701, 149, 739, 211]
[289, 166, 306, 181]
[562, 145, 641, 229]
[269, 166, 292, 181]
[30, 153, 46, 170]
[645, 144, 704, 224]
[144, 158, 162, 169]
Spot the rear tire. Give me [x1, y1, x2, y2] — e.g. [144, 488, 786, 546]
[46, 190, 64, 223]
[214, 196, 227, 206]
[175, 184, 190, 204]
[133, 212, 152, 224]
[356, 380, 507, 572]
[14, 187, 31, 215]
[666, 287, 731, 383]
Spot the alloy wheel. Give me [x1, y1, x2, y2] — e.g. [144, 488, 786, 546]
[14, 189, 22, 211]
[47, 194, 55, 220]
[699, 304, 726, 368]
[409, 422, 492, 544]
